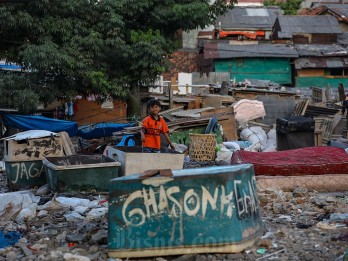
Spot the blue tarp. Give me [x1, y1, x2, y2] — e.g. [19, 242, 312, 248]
[78, 122, 136, 139]
[0, 62, 22, 72]
[2, 114, 78, 137]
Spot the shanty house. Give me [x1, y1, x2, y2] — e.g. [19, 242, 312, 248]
[294, 44, 348, 87]
[272, 15, 342, 44]
[215, 6, 282, 41]
[202, 41, 298, 85]
[271, 15, 348, 88]
[298, 3, 348, 32]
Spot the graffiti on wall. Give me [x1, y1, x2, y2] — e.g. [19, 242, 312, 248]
[13, 139, 62, 158]
[10, 162, 44, 184]
[120, 179, 259, 227]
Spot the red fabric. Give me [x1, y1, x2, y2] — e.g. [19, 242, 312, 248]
[142, 115, 169, 149]
[231, 146, 348, 176]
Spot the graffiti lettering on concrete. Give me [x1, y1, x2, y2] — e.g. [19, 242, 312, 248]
[234, 180, 258, 220]
[10, 162, 44, 184]
[121, 181, 258, 227]
[13, 139, 62, 158]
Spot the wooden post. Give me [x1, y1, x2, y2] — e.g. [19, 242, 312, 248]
[168, 83, 173, 109]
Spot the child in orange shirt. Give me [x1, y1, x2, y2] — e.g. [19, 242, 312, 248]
[141, 99, 174, 153]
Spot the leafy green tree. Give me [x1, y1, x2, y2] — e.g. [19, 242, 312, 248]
[264, 0, 302, 15]
[0, 0, 234, 113]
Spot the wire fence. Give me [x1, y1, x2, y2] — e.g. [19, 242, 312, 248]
[256, 174, 348, 193]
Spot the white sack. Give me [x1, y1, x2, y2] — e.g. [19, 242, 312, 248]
[240, 126, 268, 152]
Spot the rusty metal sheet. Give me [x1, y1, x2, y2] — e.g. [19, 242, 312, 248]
[215, 6, 281, 30]
[204, 42, 298, 59]
[295, 44, 348, 57]
[295, 57, 348, 69]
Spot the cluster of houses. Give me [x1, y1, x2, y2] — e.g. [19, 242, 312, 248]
[165, 2, 348, 91]
[2, 1, 348, 124]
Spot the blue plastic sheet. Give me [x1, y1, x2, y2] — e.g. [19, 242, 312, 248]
[0, 231, 21, 249]
[2, 113, 78, 137]
[78, 122, 136, 139]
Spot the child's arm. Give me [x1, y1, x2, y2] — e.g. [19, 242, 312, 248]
[140, 128, 145, 142]
[163, 132, 175, 150]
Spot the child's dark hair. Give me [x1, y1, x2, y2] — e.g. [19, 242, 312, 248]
[147, 99, 161, 108]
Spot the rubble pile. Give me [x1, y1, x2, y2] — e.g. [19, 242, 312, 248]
[0, 174, 347, 261]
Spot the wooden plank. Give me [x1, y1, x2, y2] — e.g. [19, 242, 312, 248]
[200, 107, 237, 141]
[59, 131, 76, 156]
[220, 117, 238, 141]
[202, 95, 223, 108]
[291, 99, 309, 116]
[297, 69, 325, 76]
[314, 131, 322, 147]
[200, 106, 234, 117]
[172, 107, 215, 118]
[187, 100, 196, 109]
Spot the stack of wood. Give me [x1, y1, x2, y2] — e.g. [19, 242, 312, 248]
[115, 106, 238, 142]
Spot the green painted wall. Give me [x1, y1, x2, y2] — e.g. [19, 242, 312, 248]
[214, 58, 292, 84]
[295, 77, 348, 88]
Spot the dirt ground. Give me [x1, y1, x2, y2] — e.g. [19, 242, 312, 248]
[0, 166, 347, 261]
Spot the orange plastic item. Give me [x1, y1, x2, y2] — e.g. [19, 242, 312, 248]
[219, 30, 265, 39]
[68, 242, 77, 247]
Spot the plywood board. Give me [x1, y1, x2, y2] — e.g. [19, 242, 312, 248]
[59, 131, 76, 156]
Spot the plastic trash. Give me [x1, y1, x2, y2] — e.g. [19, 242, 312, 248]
[237, 140, 252, 149]
[257, 248, 267, 254]
[56, 197, 91, 209]
[330, 213, 348, 221]
[223, 141, 241, 151]
[0, 231, 21, 249]
[117, 134, 135, 146]
[86, 207, 108, 220]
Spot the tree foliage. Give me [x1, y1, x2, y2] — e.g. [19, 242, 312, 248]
[0, 0, 234, 113]
[264, 0, 302, 15]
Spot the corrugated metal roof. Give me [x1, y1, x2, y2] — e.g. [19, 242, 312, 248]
[276, 15, 342, 35]
[215, 6, 282, 30]
[294, 57, 348, 69]
[295, 44, 348, 56]
[338, 32, 348, 44]
[204, 42, 298, 59]
[311, 1, 348, 8]
[298, 4, 348, 22]
[298, 6, 328, 15]
[321, 4, 348, 18]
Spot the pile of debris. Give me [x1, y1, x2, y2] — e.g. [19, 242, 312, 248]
[0, 181, 347, 260]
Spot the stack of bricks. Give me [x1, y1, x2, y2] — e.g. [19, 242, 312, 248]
[162, 50, 199, 81]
